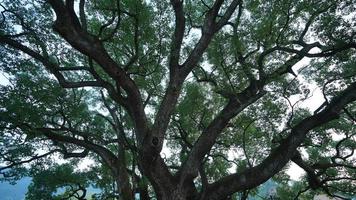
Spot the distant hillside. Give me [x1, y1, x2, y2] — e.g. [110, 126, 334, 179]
[0, 177, 100, 200]
[0, 177, 31, 200]
[0, 178, 280, 200]
[2, 178, 353, 200]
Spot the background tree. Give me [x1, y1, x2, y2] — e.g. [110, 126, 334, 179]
[0, 0, 355, 200]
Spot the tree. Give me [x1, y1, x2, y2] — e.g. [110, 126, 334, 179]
[25, 164, 90, 200]
[0, 0, 355, 199]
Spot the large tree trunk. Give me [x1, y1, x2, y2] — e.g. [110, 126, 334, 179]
[115, 178, 134, 200]
[159, 189, 189, 200]
[150, 179, 199, 200]
[113, 145, 135, 200]
[137, 187, 150, 200]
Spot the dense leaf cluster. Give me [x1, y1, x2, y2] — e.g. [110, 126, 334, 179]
[0, 0, 355, 199]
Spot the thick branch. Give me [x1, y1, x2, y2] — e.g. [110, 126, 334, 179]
[150, 0, 242, 153]
[201, 81, 356, 200]
[78, 0, 87, 31]
[181, 0, 241, 76]
[291, 152, 321, 189]
[169, 0, 185, 70]
[47, 0, 149, 141]
[0, 150, 59, 172]
[180, 80, 265, 182]
[0, 36, 103, 88]
[33, 127, 120, 172]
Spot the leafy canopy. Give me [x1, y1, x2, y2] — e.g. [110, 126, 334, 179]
[0, 0, 355, 200]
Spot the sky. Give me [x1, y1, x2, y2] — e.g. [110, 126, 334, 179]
[0, 72, 10, 85]
[0, 7, 346, 192]
[0, 53, 325, 182]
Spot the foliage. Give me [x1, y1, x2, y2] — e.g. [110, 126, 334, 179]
[26, 164, 91, 200]
[0, 0, 355, 200]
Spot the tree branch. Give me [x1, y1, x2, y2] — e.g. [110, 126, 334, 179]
[47, 0, 149, 142]
[27, 126, 121, 173]
[0, 36, 102, 88]
[169, 0, 185, 70]
[180, 80, 265, 182]
[200, 81, 356, 200]
[150, 0, 242, 155]
[0, 150, 59, 172]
